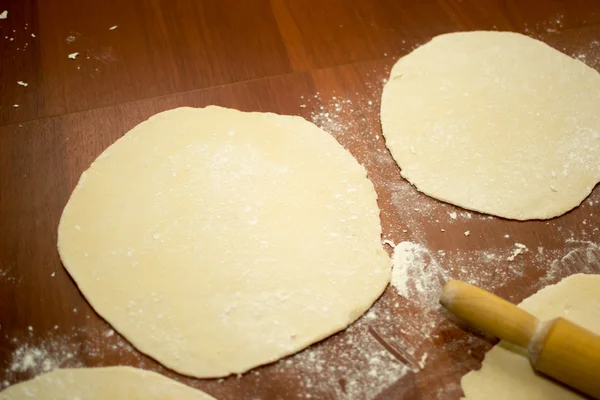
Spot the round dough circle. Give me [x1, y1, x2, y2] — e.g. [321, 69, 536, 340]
[58, 106, 390, 378]
[0, 367, 215, 399]
[381, 31, 600, 220]
[461, 273, 600, 399]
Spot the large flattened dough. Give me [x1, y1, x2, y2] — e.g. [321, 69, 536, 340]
[58, 106, 391, 378]
[0, 366, 216, 399]
[381, 31, 600, 220]
[461, 274, 600, 399]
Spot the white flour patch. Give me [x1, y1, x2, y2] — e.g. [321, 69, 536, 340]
[0, 266, 17, 283]
[537, 242, 600, 289]
[299, 92, 382, 146]
[572, 40, 600, 69]
[386, 181, 437, 235]
[8, 337, 82, 377]
[507, 243, 529, 261]
[391, 242, 449, 311]
[385, 179, 494, 240]
[2, 326, 147, 388]
[279, 326, 410, 399]
[387, 242, 449, 372]
[523, 13, 564, 37]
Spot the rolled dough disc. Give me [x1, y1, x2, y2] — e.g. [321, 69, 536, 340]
[57, 106, 390, 378]
[381, 31, 600, 220]
[0, 366, 215, 399]
[461, 273, 600, 399]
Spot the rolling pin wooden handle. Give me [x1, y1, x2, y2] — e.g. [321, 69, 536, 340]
[532, 318, 600, 399]
[440, 280, 538, 348]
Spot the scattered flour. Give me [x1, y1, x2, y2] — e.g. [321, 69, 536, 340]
[8, 338, 81, 377]
[570, 39, 600, 69]
[2, 327, 146, 389]
[299, 91, 384, 148]
[523, 13, 564, 36]
[390, 242, 449, 310]
[537, 242, 600, 289]
[275, 322, 411, 400]
[271, 295, 414, 400]
[507, 243, 529, 261]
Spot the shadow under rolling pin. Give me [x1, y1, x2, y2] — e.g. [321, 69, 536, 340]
[439, 279, 600, 399]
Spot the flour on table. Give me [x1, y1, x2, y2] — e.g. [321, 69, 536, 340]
[299, 90, 384, 149]
[6, 338, 82, 382]
[275, 320, 411, 400]
[507, 243, 529, 261]
[2, 326, 146, 389]
[390, 242, 449, 311]
[537, 242, 600, 289]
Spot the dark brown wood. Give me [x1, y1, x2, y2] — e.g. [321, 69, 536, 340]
[1, 1, 600, 399]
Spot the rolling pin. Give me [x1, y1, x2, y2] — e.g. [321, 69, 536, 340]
[440, 279, 600, 399]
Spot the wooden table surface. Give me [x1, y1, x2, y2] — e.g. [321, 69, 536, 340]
[1, 1, 600, 399]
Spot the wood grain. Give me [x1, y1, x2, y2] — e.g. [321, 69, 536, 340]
[1, 0, 293, 125]
[1, 1, 600, 399]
